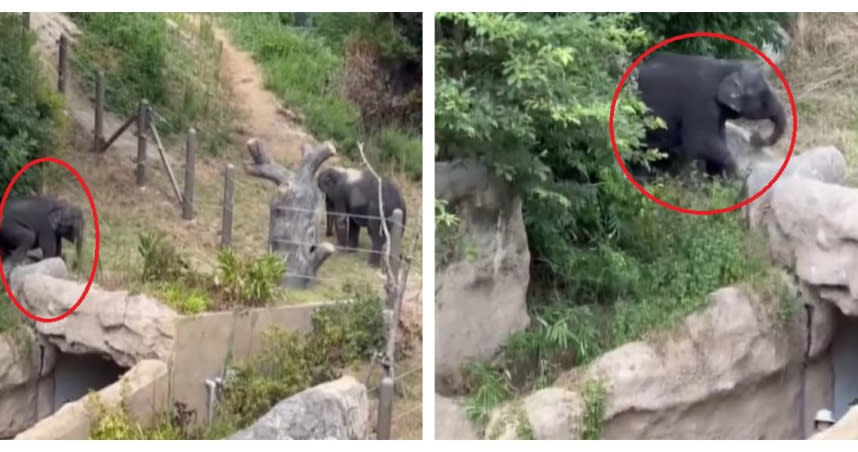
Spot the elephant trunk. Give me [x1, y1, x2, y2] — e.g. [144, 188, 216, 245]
[751, 96, 787, 147]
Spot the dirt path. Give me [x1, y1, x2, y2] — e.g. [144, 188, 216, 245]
[211, 24, 315, 165]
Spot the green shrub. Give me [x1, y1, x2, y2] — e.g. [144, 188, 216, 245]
[215, 248, 285, 307]
[0, 13, 63, 194]
[87, 394, 197, 440]
[155, 282, 213, 315]
[137, 232, 190, 283]
[580, 378, 608, 440]
[372, 128, 422, 180]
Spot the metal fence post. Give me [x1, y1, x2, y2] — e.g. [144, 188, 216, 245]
[183, 129, 197, 220]
[57, 34, 68, 94]
[221, 164, 234, 247]
[93, 71, 105, 152]
[136, 100, 149, 188]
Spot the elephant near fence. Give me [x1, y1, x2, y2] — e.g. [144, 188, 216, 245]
[635, 52, 787, 177]
[317, 166, 407, 268]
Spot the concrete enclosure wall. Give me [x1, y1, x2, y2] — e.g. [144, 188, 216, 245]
[13, 301, 332, 438]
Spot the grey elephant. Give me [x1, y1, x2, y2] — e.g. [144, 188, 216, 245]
[635, 52, 787, 177]
[317, 166, 407, 267]
[0, 197, 85, 270]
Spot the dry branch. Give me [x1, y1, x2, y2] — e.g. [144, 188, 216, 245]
[245, 138, 336, 289]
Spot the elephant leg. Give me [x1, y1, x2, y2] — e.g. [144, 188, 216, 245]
[347, 219, 360, 252]
[334, 217, 349, 248]
[324, 198, 335, 237]
[367, 219, 383, 267]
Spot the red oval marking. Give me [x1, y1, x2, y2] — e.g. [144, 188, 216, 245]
[0, 157, 100, 322]
[609, 31, 798, 215]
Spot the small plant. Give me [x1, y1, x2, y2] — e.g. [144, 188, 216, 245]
[464, 362, 515, 427]
[87, 393, 198, 440]
[435, 199, 461, 266]
[580, 378, 608, 440]
[156, 282, 214, 315]
[137, 232, 189, 283]
[215, 248, 285, 307]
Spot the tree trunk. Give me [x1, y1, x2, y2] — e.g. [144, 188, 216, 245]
[244, 138, 336, 289]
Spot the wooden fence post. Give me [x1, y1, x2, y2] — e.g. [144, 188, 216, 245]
[183, 129, 197, 220]
[376, 377, 394, 440]
[22, 13, 30, 29]
[57, 34, 68, 94]
[136, 100, 149, 188]
[221, 164, 234, 248]
[92, 71, 105, 152]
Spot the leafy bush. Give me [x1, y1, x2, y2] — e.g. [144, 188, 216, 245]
[215, 248, 285, 307]
[155, 282, 213, 315]
[627, 13, 793, 59]
[0, 13, 63, 194]
[88, 394, 196, 440]
[137, 232, 190, 283]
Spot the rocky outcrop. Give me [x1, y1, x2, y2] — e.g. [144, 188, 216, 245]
[435, 395, 479, 440]
[435, 160, 531, 391]
[11, 258, 177, 368]
[485, 285, 830, 439]
[228, 376, 369, 440]
[0, 329, 57, 438]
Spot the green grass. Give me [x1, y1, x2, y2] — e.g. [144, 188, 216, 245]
[67, 13, 234, 154]
[222, 13, 422, 180]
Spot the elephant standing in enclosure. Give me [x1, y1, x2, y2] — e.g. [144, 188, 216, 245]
[634, 52, 787, 177]
[0, 197, 85, 271]
[317, 166, 407, 267]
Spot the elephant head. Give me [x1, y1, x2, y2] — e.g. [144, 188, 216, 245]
[716, 63, 786, 148]
[49, 202, 85, 268]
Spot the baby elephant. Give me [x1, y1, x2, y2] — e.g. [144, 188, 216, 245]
[317, 166, 407, 267]
[0, 196, 85, 270]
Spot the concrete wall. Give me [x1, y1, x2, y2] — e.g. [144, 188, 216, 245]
[16, 360, 169, 439]
[11, 302, 333, 438]
[169, 302, 330, 427]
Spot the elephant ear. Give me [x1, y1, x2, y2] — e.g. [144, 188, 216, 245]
[716, 70, 745, 113]
[47, 207, 63, 231]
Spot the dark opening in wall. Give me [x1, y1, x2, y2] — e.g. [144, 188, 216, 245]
[52, 352, 127, 413]
[832, 313, 858, 420]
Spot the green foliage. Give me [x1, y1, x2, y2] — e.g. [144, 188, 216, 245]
[627, 13, 793, 59]
[208, 292, 383, 437]
[68, 13, 233, 154]
[223, 13, 422, 180]
[0, 13, 63, 194]
[137, 232, 190, 283]
[580, 378, 608, 440]
[0, 292, 24, 334]
[215, 248, 285, 307]
[155, 282, 213, 315]
[434, 199, 460, 266]
[464, 362, 515, 426]
[87, 394, 197, 440]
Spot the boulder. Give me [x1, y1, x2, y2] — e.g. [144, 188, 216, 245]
[435, 160, 531, 391]
[0, 329, 57, 438]
[491, 286, 815, 439]
[228, 376, 369, 440]
[12, 259, 177, 368]
[435, 394, 479, 440]
[763, 177, 858, 317]
[725, 122, 781, 174]
[744, 146, 846, 229]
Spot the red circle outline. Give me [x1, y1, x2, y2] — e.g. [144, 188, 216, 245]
[0, 157, 100, 322]
[610, 32, 798, 215]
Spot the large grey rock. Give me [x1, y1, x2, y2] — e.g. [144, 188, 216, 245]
[0, 329, 57, 438]
[12, 259, 177, 367]
[228, 376, 369, 440]
[435, 160, 531, 391]
[725, 122, 781, 174]
[490, 286, 815, 439]
[744, 146, 846, 229]
[764, 177, 858, 317]
[435, 394, 479, 439]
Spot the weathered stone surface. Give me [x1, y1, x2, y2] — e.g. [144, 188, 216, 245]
[435, 160, 530, 391]
[725, 122, 781, 174]
[764, 177, 858, 316]
[491, 286, 814, 440]
[435, 395, 478, 440]
[744, 146, 847, 229]
[12, 259, 177, 368]
[228, 376, 369, 440]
